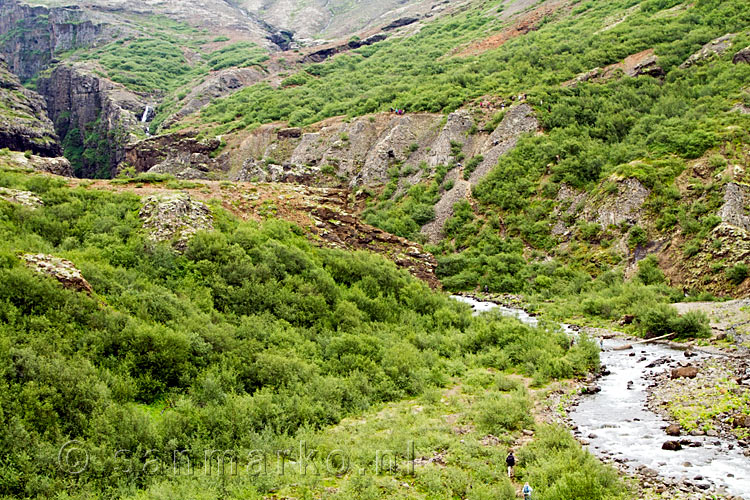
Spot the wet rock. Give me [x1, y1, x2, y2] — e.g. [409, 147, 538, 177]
[666, 424, 681, 436]
[671, 366, 699, 379]
[646, 357, 670, 368]
[139, 193, 213, 251]
[22, 253, 93, 293]
[662, 440, 682, 451]
[581, 385, 601, 395]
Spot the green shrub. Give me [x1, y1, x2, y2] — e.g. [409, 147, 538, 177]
[628, 226, 647, 248]
[727, 263, 748, 285]
[476, 390, 534, 434]
[636, 304, 710, 339]
[636, 255, 664, 286]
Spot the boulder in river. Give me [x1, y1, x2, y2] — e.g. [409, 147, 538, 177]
[671, 366, 699, 379]
[581, 385, 601, 394]
[662, 440, 682, 451]
[666, 424, 681, 436]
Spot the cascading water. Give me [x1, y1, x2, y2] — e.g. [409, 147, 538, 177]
[451, 295, 750, 498]
[141, 105, 151, 123]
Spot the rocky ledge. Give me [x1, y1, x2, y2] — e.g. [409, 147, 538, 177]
[0, 187, 43, 209]
[0, 149, 73, 176]
[22, 253, 93, 293]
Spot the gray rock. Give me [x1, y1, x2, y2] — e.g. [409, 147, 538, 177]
[139, 193, 213, 251]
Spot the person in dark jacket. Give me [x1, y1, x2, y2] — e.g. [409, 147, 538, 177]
[505, 450, 516, 478]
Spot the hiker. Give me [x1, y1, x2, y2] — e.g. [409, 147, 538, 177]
[599, 337, 604, 350]
[523, 482, 533, 499]
[505, 450, 515, 478]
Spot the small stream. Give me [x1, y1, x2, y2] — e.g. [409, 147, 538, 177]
[452, 295, 750, 498]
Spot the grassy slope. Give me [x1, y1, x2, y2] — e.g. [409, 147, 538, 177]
[0, 165, 610, 499]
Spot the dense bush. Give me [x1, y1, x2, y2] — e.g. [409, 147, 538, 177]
[727, 264, 748, 286]
[476, 390, 534, 434]
[635, 304, 711, 339]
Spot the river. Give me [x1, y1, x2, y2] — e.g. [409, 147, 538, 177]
[451, 295, 750, 498]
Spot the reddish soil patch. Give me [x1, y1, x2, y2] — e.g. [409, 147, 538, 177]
[455, 0, 566, 57]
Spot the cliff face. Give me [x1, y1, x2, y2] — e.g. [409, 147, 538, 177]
[0, 0, 102, 82]
[0, 59, 61, 156]
[37, 63, 146, 178]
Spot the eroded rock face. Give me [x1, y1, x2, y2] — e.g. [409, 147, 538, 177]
[552, 177, 650, 238]
[123, 132, 226, 180]
[0, 187, 42, 208]
[0, 0, 102, 81]
[469, 103, 538, 185]
[38, 63, 146, 178]
[588, 178, 650, 228]
[22, 253, 93, 293]
[719, 183, 750, 232]
[0, 61, 61, 157]
[139, 193, 214, 250]
[680, 34, 735, 69]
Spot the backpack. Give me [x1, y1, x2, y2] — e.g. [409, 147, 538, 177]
[523, 485, 531, 494]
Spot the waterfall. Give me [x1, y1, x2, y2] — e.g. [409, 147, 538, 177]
[141, 105, 151, 123]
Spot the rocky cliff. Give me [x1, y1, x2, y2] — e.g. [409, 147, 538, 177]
[0, 58, 61, 156]
[0, 0, 103, 82]
[37, 63, 147, 178]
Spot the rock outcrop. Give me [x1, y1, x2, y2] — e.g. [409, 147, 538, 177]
[552, 177, 650, 237]
[563, 49, 665, 87]
[0, 187, 42, 208]
[123, 132, 226, 179]
[139, 193, 214, 251]
[719, 183, 750, 232]
[302, 34, 388, 64]
[0, 150, 73, 176]
[733, 46, 750, 65]
[38, 63, 146, 178]
[22, 253, 93, 293]
[0, 60, 61, 157]
[680, 34, 735, 69]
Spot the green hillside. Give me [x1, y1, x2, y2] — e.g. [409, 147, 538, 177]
[0, 169, 611, 499]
